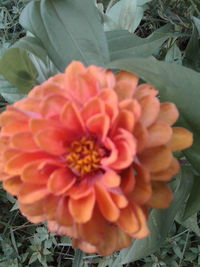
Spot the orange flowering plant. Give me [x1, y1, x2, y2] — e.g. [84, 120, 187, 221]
[0, 0, 199, 263]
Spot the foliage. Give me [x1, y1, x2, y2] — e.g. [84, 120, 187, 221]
[0, 0, 200, 266]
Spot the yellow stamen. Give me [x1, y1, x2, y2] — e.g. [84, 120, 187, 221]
[66, 137, 102, 176]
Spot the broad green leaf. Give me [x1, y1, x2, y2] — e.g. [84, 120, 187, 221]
[0, 47, 38, 92]
[107, 57, 200, 172]
[0, 75, 25, 103]
[110, 167, 193, 266]
[105, 0, 151, 32]
[165, 43, 182, 65]
[20, 0, 110, 72]
[14, 36, 59, 83]
[183, 24, 200, 72]
[193, 16, 200, 35]
[72, 249, 84, 267]
[176, 213, 200, 237]
[182, 175, 200, 220]
[106, 24, 176, 60]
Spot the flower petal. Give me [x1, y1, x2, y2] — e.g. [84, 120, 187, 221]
[3, 176, 22, 195]
[11, 132, 38, 152]
[18, 183, 49, 204]
[41, 94, 68, 118]
[120, 167, 135, 194]
[60, 102, 84, 133]
[151, 157, 180, 181]
[56, 197, 73, 226]
[35, 128, 66, 155]
[81, 97, 105, 121]
[43, 194, 60, 220]
[86, 114, 110, 142]
[139, 146, 172, 173]
[146, 121, 172, 148]
[117, 205, 139, 234]
[5, 152, 52, 175]
[131, 203, 149, 238]
[48, 168, 76, 195]
[168, 127, 193, 151]
[19, 198, 45, 217]
[157, 102, 179, 125]
[69, 190, 95, 223]
[139, 95, 160, 127]
[101, 170, 120, 188]
[147, 182, 173, 209]
[134, 122, 149, 152]
[95, 183, 119, 222]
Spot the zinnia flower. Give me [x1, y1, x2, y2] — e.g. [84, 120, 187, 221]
[0, 61, 193, 255]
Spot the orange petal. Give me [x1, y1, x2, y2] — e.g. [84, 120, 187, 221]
[116, 71, 138, 90]
[0, 110, 27, 126]
[35, 128, 66, 155]
[81, 97, 105, 121]
[114, 80, 136, 101]
[73, 239, 97, 254]
[1, 121, 29, 135]
[3, 176, 22, 195]
[147, 182, 173, 209]
[109, 140, 133, 170]
[110, 192, 128, 208]
[48, 168, 76, 195]
[112, 110, 135, 133]
[14, 97, 41, 113]
[43, 194, 60, 220]
[69, 190, 95, 223]
[86, 114, 110, 141]
[157, 102, 179, 125]
[56, 197, 73, 226]
[134, 122, 149, 152]
[21, 160, 51, 184]
[101, 138, 118, 166]
[151, 157, 180, 181]
[11, 132, 38, 152]
[19, 198, 45, 216]
[3, 148, 20, 162]
[41, 94, 68, 118]
[95, 183, 119, 222]
[135, 83, 158, 99]
[5, 152, 51, 175]
[117, 205, 140, 234]
[60, 102, 84, 133]
[98, 89, 118, 121]
[119, 99, 141, 122]
[120, 167, 135, 194]
[101, 169, 120, 187]
[27, 215, 45, 223]
[18, 183, 49, 204]
[139, 95, 160, 127]
[168, 127, 193, 151]
[131, 203, 149, 238]
[146, 121, 172, 148]
[29, 118, 64, 135]
[139, 146, 172, 173]
[68, 179, 92, 200]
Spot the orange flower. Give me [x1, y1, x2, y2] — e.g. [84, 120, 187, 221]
[0, 61, 193, 255]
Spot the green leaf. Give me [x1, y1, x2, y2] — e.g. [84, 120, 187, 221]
[110, 167, 193, 265]
[182, 175, 200, 220]
[106, 24, 176, 60]
[176, 213, 200, 237]
[20, 0, 110, 72]
[183, 24, 200, 72]
[107, 57, 200, 172]
[193, 16, 200, 35]
[0, 47, 38, 92]
[14, 36, 59, 83]
[165, 43, 182, 65]
[72, 249, 84, 267]
[105, 0, 151, 32]
[0, 75, 25, 103]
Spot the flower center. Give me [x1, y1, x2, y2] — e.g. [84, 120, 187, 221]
[66, 137, 102, 176]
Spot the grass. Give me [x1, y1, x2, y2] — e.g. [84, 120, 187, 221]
[0, 0, 200, 266]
